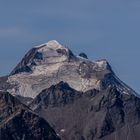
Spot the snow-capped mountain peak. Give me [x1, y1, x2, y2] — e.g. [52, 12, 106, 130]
[34, 40, 72, 60]
[7, 40, 139, 98]
[1, 40, 140, 140]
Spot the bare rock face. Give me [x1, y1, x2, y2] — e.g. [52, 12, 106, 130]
[79, 53, 88, 59]
[0, 91, 60, 140]
[30, 82, 140, 140]
[6, 40, 138, 98]
[15, 95, 33, 105]
[0, 76, 14, 91]
[29, 81, 82, 110]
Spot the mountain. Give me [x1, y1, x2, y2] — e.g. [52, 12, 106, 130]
[6, 40, 138, 98]
[0, 40, 140, 140]
[0, 91, 60, 140]
[29, 81, 140, 140]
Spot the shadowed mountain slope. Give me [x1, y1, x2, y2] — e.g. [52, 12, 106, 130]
[0, 91, 60, 140]
[30, 82, 140, 140]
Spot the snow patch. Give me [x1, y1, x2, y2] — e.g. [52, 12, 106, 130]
[96, 60, 108, 69]
[34, 40, 65, 50]
[60, 129, 65, 133]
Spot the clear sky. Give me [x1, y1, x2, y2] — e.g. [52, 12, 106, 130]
[0, 0, 140, 93]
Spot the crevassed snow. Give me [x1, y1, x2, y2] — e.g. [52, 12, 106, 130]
[8, 58, 103, 98]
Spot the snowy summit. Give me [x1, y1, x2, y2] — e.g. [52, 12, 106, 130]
[7, 40, 138, 98]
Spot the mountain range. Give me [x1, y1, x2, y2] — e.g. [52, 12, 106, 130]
[0, 40, 140, 140]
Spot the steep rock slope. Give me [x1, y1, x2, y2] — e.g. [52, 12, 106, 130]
[0, 91, 60, 140]
[30, 82, 140, 140]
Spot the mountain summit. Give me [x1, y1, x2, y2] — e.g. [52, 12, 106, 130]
[7, 40, 138, 98]
[11, 40, 75, 75]
[0, 40, 140, 140]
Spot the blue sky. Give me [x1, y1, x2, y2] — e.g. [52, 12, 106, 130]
[0, 0, 140, 93]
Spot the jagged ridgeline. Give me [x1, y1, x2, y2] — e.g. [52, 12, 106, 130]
[0, 40, 140, 140]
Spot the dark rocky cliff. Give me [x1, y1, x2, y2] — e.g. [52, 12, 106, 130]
[0, 91, 60, 140]
[30, 82, 140, 140]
